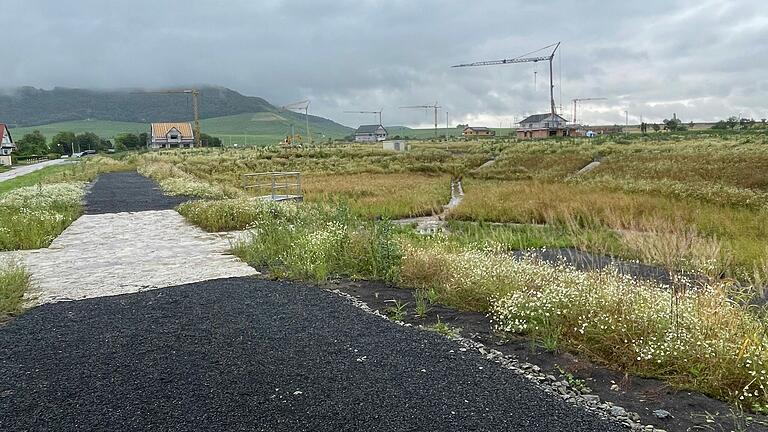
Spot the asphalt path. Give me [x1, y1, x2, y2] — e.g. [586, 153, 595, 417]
[0, 278, 623, 432]
[84, 171, 191, 214]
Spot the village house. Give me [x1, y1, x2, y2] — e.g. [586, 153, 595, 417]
[0, 123, 16, 166]
[149, 122, 195, 149]
[354, 124, 388, 142]
[462, 126, 496, 138]
[516, 113, 570, 139]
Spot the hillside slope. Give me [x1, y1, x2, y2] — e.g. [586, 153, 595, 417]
[0, 86, 351, 136]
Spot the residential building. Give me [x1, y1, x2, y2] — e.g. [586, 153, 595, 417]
[462, 126, 496, 137]
[149, 122, 195, 149]
[516, 113, 570, 139]
[0, 123, 16, 166]
[354, 124, 388, 142]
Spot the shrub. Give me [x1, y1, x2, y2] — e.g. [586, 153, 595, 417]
[0, 262, 31, 319]
[232, 202, 401, 282]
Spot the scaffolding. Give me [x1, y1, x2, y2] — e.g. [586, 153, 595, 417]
[242, 172, 303, 202]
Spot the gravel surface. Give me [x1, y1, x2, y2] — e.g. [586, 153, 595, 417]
[85, 171, 191, 214]
[0, 277, 624, 432]
[512, 248, 682, 285]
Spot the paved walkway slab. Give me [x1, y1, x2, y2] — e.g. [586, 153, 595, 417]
[18, 210, 257, 305]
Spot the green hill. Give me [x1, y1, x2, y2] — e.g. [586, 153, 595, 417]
[2, 85, 354, 146]
[11, 113, 355, 146]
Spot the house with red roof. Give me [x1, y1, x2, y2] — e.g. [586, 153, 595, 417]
[0, 123, 16, 166]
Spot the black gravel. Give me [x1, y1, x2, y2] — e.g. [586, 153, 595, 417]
[0, 278, 623, 432]
[85, 171, 191, 214]
[513, 248, 687, 285]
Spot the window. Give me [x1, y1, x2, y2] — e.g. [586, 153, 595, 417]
[170, 134, 179, 140]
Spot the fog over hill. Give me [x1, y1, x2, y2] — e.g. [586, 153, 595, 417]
[0, 86, 350, 131]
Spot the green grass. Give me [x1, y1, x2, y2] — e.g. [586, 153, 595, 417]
[11, 112, 356, 146]
[11, 120, 148, 139]
[0, 263, 31, 319]
[0, 164, 75, 195]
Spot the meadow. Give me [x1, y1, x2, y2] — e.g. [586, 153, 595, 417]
[3, 130, 767, 411]
[126, 130, 768, 411]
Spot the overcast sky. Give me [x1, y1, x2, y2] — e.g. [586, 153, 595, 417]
[4, 0, 768, 127]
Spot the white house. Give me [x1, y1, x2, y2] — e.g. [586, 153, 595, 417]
[354, 124, 388, 142]
[150, 122, 195, 149]
[0, 123, 16, 166]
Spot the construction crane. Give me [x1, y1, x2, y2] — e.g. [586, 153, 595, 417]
[133, 89, 201, 147]
[572, 98, 607, 124]
[400, 102, 441, 138]
[281, 100, 312, 144]
[452, 42, 561, 117]
[344, 109, 383, 126]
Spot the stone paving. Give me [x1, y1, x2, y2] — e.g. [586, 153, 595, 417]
[11, 210, 258, 305]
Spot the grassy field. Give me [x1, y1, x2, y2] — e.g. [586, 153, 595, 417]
[11, 112, 356, 146]
[5, 125, 765, 412]
[17, 130, 759, 411]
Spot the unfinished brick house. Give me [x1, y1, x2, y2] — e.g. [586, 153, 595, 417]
[462, 126, 496, 137]
[516, 113, 570, 139]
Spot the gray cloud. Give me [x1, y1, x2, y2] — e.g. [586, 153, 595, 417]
[4, 0, 767, 126]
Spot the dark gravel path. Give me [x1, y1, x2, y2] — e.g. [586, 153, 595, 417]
[85, 171, 190, 214]
[513, 248, 685, 285]
[0, 278, 623, 432]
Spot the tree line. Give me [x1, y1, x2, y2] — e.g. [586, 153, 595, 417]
[13, 130, 222, 156]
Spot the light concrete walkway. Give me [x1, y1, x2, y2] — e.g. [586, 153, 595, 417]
[0, 159, 70, 183]
[9, 210, 258, 305]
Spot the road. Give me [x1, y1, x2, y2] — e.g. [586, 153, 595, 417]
[0, 159, 70, 183]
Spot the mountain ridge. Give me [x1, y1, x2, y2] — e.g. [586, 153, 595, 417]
[0, 86, 351, 133]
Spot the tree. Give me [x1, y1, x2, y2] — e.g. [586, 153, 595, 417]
[51, 131, 77, 154]
[15, 130, 48, 155]
[74, 132, 101, 152]
[115, 133, 141, 150]
[662, 118, 686, 132]
[651, 123, 660, 132]
[200, 133, 222, 147]
[138, 132, 148, 148]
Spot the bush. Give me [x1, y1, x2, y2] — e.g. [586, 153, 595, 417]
[400, 240, 768, 411]
[0, 262, 30, 319]
[0, 183, 85, 250]
[232, 202, 401, 282]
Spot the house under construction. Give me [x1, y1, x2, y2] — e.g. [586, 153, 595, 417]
[516, 113, 570, 139]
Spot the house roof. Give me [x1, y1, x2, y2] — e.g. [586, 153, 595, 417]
[151, 122, 194, 138]
[0, 123, 13, 145]
[464, 126, 492, 131]
[519, 113, 567, 124]
[355, 124, 387, 134]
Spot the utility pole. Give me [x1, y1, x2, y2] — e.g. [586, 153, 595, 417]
[625, 110, 629, 126]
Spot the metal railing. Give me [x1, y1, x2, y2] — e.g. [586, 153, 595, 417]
[242, 172, 302, 201]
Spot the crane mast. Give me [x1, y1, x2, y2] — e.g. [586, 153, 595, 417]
[282, 100, 312, 144]
[452, 42, 561, 117]
[344, 110, 383, 126]
[571, 97, 607, 124]
[133, 89, 201, 147]
[400, 103, 441, 138]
